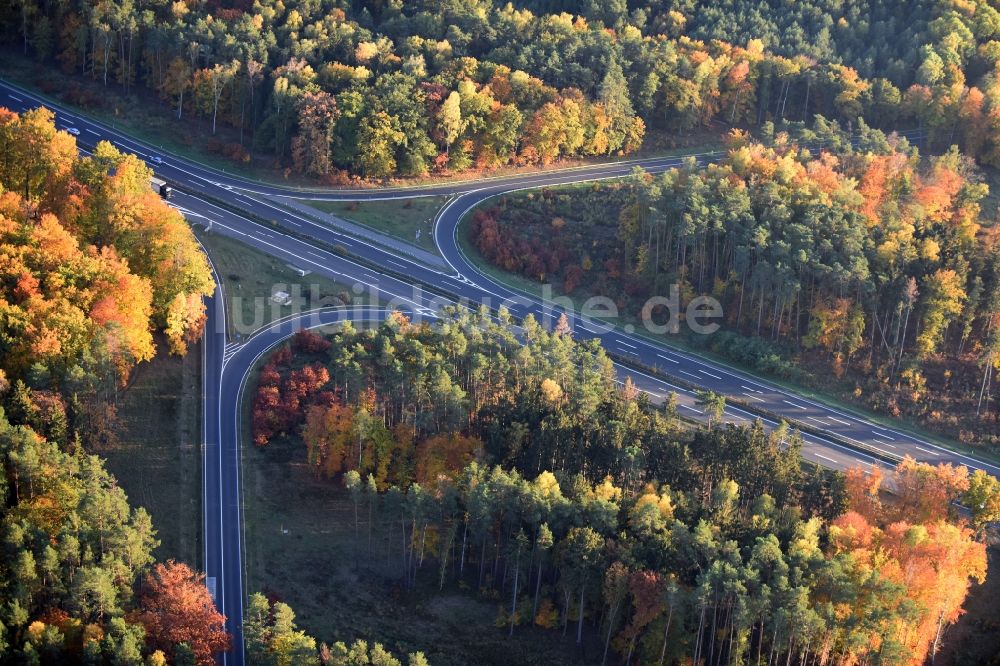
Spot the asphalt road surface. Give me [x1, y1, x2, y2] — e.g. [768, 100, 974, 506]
[3, 79, 996, 665]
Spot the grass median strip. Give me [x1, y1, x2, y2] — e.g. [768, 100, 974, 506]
[105, 335, 202, 566]
[295, 197, 448, 255]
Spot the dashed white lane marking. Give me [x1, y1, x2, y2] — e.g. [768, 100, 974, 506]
[915, 445, 939, 456]
[828, 416, 852, 426]
[783, 399, 808, 410]
[187, 178, 201, 186]
[285, 219, 302, 227]
[872, 430, 895, 441]
[741, 385, 762, 394]
[8, 94, 23, 102]
[743, 392, 764, 402]
[386, 259, 407, 269]
[617, 340, 637, 349]
[86, 128, 100, 136]
[306, 251, 325, 259]
[679, 370, 699, 379]
[680, 404, 702, 414]
[815, 453, 837, 463]
[699, 369, 722, 380]
[657, 353, 678, 364]
[808, 416, 829, 426]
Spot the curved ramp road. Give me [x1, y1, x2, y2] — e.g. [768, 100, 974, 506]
[5, 79, 995, 665]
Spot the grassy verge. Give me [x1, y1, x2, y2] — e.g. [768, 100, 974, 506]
[295, 197, 448, 255]
[455, 199, 1000, 466]
[105, 335, 202, 566]
[194, 230, 357, 339]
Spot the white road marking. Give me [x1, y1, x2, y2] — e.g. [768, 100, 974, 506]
[617, 340, 637, 349]
[679, 370, 699, 379]
[808, 416, 829, 426]
[872, 430, 895, 441]
[743, 392, 764, 402]
[915, 445, 939, 456]
[8, 94, 23, 102]
[680, 404, 702, 414]
[86, 128, 100, 136]
[815, 453, 837, 463]
[657, 353, 678, 364]
[307, 251, 325, 259]
[386, 259, 407, 269]
[828, 416, 852, 426]
[285, 219, 302, 227]
[783, 400, 808, 410]
[699, 369, 722, 380]
[741, 385, 762, 394]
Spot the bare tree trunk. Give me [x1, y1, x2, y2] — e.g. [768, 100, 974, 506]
[509, 551, 521, 637]
[658, 602, 674, 666]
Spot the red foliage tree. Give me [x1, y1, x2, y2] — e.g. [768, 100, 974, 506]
[132, 561, 230, 664]
[292, 329, 333, 355]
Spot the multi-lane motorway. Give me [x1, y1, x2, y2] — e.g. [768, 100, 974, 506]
[4, 78, 997, 664]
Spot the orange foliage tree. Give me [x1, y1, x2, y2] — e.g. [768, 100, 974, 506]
[840, 459, 988, 663]
[132, 561, 230, 664]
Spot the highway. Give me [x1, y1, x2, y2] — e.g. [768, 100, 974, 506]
[4, 78, 997, 664]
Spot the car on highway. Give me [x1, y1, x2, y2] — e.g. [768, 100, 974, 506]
[150, 155, 163, 165]
[66, 127, 80, 136]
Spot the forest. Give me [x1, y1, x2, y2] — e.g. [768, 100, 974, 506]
[246, 310, 1000, 665]
[6, 0, 1000, 179]
[470, 120, 1000, 449]
[0, 105, 227, 662]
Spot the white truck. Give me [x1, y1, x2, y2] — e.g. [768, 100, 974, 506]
[150, 176, 172, 199]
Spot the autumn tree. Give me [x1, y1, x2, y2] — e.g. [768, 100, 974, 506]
[161, 57, 192, 120]
[437, 91, 464, 158]
[292, 91, 340, 177]
[244, 593, 318, 665]
[132, 561, 230, 664]
[963, 468, 1000, 533]
[917, 269, 966, 358]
